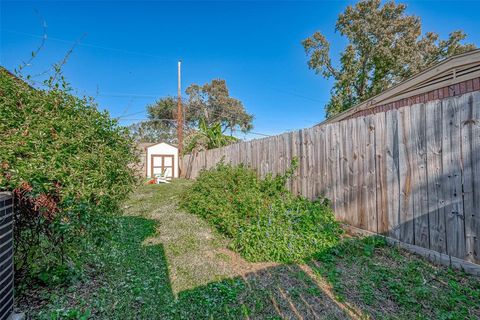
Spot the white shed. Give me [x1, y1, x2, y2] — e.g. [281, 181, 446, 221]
[145, 142, 179, 179]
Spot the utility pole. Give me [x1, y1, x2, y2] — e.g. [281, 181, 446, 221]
[177, 60, 183, 156]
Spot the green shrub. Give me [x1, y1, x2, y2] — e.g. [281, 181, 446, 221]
[0, 68, 138, 282]
[181, 160, 342, 263]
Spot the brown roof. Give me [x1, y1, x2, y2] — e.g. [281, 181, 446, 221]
[318, 49, 480, 125]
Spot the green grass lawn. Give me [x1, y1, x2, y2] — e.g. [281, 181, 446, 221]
[17, 180, 480, 319]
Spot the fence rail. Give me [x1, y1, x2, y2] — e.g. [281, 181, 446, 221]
[182, 91, 480, 265]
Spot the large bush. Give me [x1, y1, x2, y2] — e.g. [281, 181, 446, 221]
[181, 161, 343, 263]
[0, 69, 138, 282]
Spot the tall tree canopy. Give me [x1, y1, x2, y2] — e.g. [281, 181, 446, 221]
[128, 120, 176, 144]
[185, 79, 253, 133]
[302, 0, 476, 117]
[131, 79, 253, 143]
[129, 96, 178, 143]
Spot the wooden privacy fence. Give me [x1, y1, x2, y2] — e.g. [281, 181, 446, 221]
[181, 91, 480, 265]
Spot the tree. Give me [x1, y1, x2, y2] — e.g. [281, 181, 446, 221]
[185, 79, 253, 134]
[129, 97, 178, 143]
[302, 0, 476, 117]
[146, 96, 178, 127]
[128, 120, 176, 144]
[132, 79, 253, 146]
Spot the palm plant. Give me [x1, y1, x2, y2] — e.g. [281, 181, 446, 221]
[184, 119, 238, 154]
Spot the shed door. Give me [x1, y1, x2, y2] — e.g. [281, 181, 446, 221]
[151, 155, 175, 179]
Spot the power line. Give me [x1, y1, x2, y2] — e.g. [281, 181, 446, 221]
[97, 92, 161, 98]
[126, 118, 177, 123]
[4, 29, 176, 61]
[267, 85, 327, 103]
[115, 110, 148, 119]
[117, 96, 136, 119]
[8, 29, 326, 106]
[246, 131, 272, 137]
[19, 78, 305, 136]
[120, 118, 272, 137]
[116, 100, 241, 120]
[4, 35, 314, 138]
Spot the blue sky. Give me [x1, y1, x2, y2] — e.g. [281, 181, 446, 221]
[2, 1, 480, 139]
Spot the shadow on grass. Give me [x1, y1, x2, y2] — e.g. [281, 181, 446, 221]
[306, 236, 480, 319]
[165, 235, 480, 319]
[172, 263, 350, 319]
[20, 216, 480, 319]
[107, 216, 348, 319]
[98, 216, 480, 319]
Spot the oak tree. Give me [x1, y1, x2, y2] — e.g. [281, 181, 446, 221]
[303, 0, 475, 117]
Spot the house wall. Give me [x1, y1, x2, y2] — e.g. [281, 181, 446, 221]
[146, 143, 179, 178]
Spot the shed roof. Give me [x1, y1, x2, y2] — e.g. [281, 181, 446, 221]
[137, 142, 155, 151]
[145, 141, 178, 149]
[319, 49, 480, 125]
[137, 142, 178, 152]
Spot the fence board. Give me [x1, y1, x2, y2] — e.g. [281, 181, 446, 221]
[316, 125, 327, 197]
[333, 124, 343, 217]
[180, 91, 480, 265]
[304, 128, 314, 200]
[442, 97, 466, 259]
[460, 93, 478, 262]
[472, 92, 480, 263]
[292, 132, 300, 195]
[338, 121, 349, 222]
[285, 132, 293, 191]
[330, 125, 340, 215]
[411, 103, 430, 248]
[374, 112, 388, 234]
[386, 109, 401, 240]
[398, 107, 414, 244]
[365, 116, 377, 233]
[348, 118, 360, 228]
[321, 127, 328, 198]
[426, 100, 447, 254]
[280, 133, 288, 176]
[324, 126, 333, 202]
[357, 117, 367, 229]
[311, 127, 320, 198]
[299, 129, 307, 197]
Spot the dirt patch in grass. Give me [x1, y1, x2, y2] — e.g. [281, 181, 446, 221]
[140, 199, 237, 293]
[211, 248, 279, 275]
[131, 181, 284, 294]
